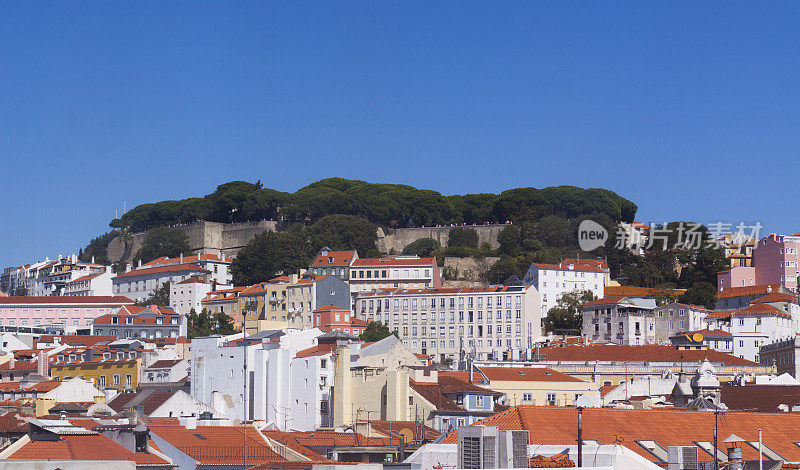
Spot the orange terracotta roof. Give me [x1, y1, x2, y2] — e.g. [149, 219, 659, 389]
[733, 303, 791, 318]
[310, 250, 357, 267]
[717, 284, 783, 299]
[582, 296, 632, 307]
[604, 286, 687, 297]
[7, 433, 171, 465]
[440, 406, 800, 464]
[537, 344, 759, 367]
[38, 335, 117, 347]
[295, 343, 336, 358]
[148, 424, 285, 466]
[751, 292, 798, 304]
[113, 263, 210, 279]
[477, 366, 587, 383]
[281, 430, 391, 448]
[176, 276, 208, 285]
[366, 420, 441, 441]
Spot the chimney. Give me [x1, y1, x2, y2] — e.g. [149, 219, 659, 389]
[126, 263, 132, 273]
[767, 285, 773, 293]
[332, 345, 352, 427]
[8, 355, 14, 370]
[138, 259, 142, 268]
[180, 254, 183, 264]
[91, 256, 95, 264]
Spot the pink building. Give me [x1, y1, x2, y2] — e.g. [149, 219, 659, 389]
[718, 233, 800, 292]
[0, 296, 134, 333]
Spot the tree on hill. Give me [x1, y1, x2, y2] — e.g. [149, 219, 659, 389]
[448, 227, 479, 248]
[78, 232, 114, 265]
[679, 282, 717, 310]
[133, 227, 192, 264]
[543, 290, 596, 333]
[304, 214, 378, 254]
[486, 257, 520, 284]
[402, 238, 440, 257]
[359, 321, 398, 342]
[231, 231, 314, 285]
[497, 225, 522, 255]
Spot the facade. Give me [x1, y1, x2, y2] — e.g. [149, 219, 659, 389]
[651, 302, 709, 343]
[241, 279, 289, 334]
[312, 305, 367, 336]
[286, 275, 351, 329]
[522, 259, 609, 314]
[669, 328, 733, 354]
[29, 255, 108, 297]
[141, 254, 233, 285]
[0, 296, 134, 333]
[50, 345, 142, 391]
[1, 265, 28, 296]
[759, 337, 800, 377]
[354, 285, 541, 362]
[141, 359, 189, 384]
[717, 232, 800, 291]
[112, 263, 211, 304]
[169, 276, 213, 316]
[307, 248, 358, 281]
[348, 256, 441, 296]
[200, 286, 248, 328]
[449, 366, 597, 407]
[715, 283, 795, 310]
[93, 305, 186, 340]
[63, 267, 114, 297]
[581, 296, 656, 345]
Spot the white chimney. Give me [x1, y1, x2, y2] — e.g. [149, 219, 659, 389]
[180, 254, 183, 264]
[138, 259, 142, 268]
[91, 256, 95, 264]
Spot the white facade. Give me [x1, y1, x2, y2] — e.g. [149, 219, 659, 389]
[64, 267, 114, 297]
[523, 261, 608, 314]
[348, 256, 441, 296]
[704, 305, 798, 362]
[30, 256, 107, 297]
[170, 278, 213, 315]
[142, 254, 232, 285]
[112, 265, 209, 304]
[355, 285, 541, 361]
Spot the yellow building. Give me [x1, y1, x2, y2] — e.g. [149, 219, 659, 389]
[50, 346, 141, 391]
[453, 366, 598, 407]
[241, 279, 291, 334]
[201, 286, 248, 329]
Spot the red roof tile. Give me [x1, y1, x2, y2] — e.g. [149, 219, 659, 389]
[7, 433, 171, 465]
[295, 343, 336, 359]
[148, 424, 286, 466]
[352, 257, 436, 267]
[604, 286, 687, 297]
[751, 292, 798, 304]
[717, 284, 783, 299]
[113, 263, 210, 279]
[310, 250, 357, 267]
[537, 344, 759, 367]
[477, 366, 587, 383]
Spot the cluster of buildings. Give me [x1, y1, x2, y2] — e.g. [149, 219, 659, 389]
[3, 230, 800, 468]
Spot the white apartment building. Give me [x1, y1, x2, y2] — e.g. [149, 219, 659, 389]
[348, 256, 442, 296]
[63, 267, 114, 297]
[112, 263, 210, 303]
[141, 254, 233, 285]
[354, 285, 541, 362]
[704, 296, 799, 362]
[169, 276, 214, 315]
[522, 259, 609, 314]
[30, 255, 107, 297]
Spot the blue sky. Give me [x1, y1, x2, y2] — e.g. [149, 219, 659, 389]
[1, 2, 799, 267]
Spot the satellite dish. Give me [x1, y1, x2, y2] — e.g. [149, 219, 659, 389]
[693, 333, 704, 343]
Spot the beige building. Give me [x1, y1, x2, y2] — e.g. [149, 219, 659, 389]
[241, 279, 290, 334]
[451, 366, 598, 407]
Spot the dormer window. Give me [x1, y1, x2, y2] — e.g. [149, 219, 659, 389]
[126, 317, 134, 324]
[117, 352, 124, 360]
[111, 317, 119, 324]
[69, 354, 76, 362]
[129, 352, 136, 358]
[57, 355, 64, 362]
[170, 317, 178, 325]
[103, 353, 111, 360]
[156, 318, 163, 325]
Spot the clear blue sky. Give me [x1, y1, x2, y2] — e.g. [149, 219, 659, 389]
[2, 2, 799, 267]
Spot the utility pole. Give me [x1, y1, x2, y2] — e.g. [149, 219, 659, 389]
[577, 407, 583, 468]
[243, 336, 248, 470]
[713, 409, 719, 470]
[759, 428, 763, 470]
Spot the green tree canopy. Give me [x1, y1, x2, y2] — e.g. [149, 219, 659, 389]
[543, 290, 597, 333]
[78, 232, 114, 265]
[359, 321, 399, 342]
[679, 282, 717, 310]
[231, 231, 314, 285]
[448, 227, 479, 249]
[186, 308, 237, 338]
[486, 257, 521, 285]
[497, 225, 522, 255]
[402, 238, 441, 257]
[133, 227, 192, 264]
[135, 282, 171, 307]
[304, 214, 378, 254]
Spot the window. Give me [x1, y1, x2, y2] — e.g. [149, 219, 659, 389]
[476, 395, 485, 407]
[113, 374, 120, 386]
[546, 393, 557, 405]
[522, 393, 532, 401]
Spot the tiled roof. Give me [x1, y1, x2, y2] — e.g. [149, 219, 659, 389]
[0, 381, 60, 392]
[7, 433, 171, 465]
[604, 286, 687, 297]
[0, 296, 133, 305]
[312, 305, 349, 313]
[147, 359, 184, 370]
[295, 343, 336, 359]
[721, 384, 800, 412]
[294, 275, 331, 285]
[733, 303, 791, 318]
[93, 305, 181, 326]
[258, 430, 333, 463]
[532, 262, 604, 273]
[0, 361, 38, 372]
[352, 257, 436, 267]
[0, 413, 30, 433]
[717, 284, 783, 299]
[38, 335, 117, 347]
[702, 310, 735, 321]
[440, 406, 800, 463]
[176, 276, 209, 285]
[280, 430, 391, 448]
[310, 250, 357, 267]
[477, 366, 587, 383]
[113, 263, 210, 279]
[108, 390, 176, 415]
[148, 424, 288, 466]
[751, 292, 798, 304]
[536, 344, 759, 367]
[581, 296, 632, 307]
